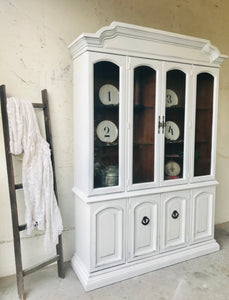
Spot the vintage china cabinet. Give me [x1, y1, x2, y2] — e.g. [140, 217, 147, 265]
[69, 22, 226, 291]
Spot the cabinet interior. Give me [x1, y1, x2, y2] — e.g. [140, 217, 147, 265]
[194, 73, 214, 176]
[133, 66, 156, 184]
[93, 61, 120, 188]
[164, 70, 186, 180]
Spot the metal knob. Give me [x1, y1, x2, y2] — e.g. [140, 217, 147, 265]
[171, 210, 179, 219]
[142, 216, 150, 225]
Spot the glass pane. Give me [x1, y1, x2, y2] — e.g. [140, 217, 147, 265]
[94, 61, 119, 188]
[164, 70, 186, 180]
[194, 73, 214, 176]
[133, 66, 156, 184]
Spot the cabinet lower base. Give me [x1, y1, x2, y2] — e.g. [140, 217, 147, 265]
[71, 239, 219, 291]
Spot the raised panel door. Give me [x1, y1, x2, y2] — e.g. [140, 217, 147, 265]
[191, 187, 215, 243]
[128, 195, 159, 261]
[91, 200, 126, 270]
[161, 191, 189, 251]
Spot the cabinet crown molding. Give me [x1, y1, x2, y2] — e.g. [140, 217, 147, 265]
[69, 22, 227, 65]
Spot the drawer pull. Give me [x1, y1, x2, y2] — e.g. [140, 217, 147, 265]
[171, 210, 179, 219]
[142, 216, 150, 225]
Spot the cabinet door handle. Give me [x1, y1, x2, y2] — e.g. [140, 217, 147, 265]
[141, 216, 150, 225]
[158, 116, 161, 133]
[158, 116, 165, 134]
[162, 116, 165, 134]
[171, 210, 179, 219]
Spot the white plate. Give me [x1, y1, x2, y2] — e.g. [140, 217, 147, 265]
[99, 84, 119, 105]
[96, 120, 118, 143]
[166, 89, 178, 107]
[165, 121, 180, 140]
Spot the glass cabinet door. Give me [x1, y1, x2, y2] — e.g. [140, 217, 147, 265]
[129, 58, 161, 189]
[194, 73, 214, 177]
[93, 60, 122, 190]
[133, 66, 156, 184]
[163, 66, 189, 184]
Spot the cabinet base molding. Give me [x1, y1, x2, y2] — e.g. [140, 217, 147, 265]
[71, 239, 219, 291]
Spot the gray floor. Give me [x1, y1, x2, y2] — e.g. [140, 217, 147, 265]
[1, 223, 229, 300]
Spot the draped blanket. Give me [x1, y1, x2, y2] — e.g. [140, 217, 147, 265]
[7, 97, 63, 250]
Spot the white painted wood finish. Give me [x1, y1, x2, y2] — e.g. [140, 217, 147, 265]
[91, 200, 126, 270]
[73, 53, 91, 194]
[191, 187, 215, 244]
[161, 191, 189, 251]
[72, 239, 219, 291]
[69, 22, 227, 65]
[70, 22, 226, 291]
[128, 195, 159, 261]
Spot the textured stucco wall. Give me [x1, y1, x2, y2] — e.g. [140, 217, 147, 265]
[0, 0, 229, 277]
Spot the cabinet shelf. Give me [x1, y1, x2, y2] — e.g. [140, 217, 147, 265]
[133, 142, 154, 146]
[95, 104, 119, 110]
[95, 143, 118, 148]
[134, 105, 154, 110]
[196, 107, 212, 111]
[195, 140, 208, 144]
[166, 106, 184, 111]
[165, 154, 181, 158]
[165, 139, 183, 144]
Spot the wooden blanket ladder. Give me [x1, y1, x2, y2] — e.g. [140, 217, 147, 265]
[0, 85, 65, 300]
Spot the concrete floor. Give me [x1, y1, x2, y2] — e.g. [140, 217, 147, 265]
[1, 223, 229, 300]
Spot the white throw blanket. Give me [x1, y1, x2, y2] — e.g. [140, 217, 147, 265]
[7, 97, 63, 250]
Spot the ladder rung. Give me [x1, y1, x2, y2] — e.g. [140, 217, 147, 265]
[18, 224, 26, 231]
[15, 183, 23, 189]
[23, 255, 60, 277]
[32, 103, 46, 109]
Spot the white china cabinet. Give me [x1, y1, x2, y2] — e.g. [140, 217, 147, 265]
[69, 22, 226, 291]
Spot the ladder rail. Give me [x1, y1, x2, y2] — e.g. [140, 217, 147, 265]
[41, 89, 65, 279]
[0, 85, 65, 300]
[0, 85, 24, 299]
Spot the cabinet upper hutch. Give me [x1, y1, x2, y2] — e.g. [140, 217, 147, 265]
[69, 22, 226, 291]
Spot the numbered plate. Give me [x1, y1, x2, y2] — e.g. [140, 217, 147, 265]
[99, 84, 119, 105]
[96, 120, 118, 143]
[166, 89, 178, 107]
[165, 121, 180, 141]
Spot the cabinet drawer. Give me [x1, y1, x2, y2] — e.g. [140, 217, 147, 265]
[90, 199, 126, 270]
[191, 187, 215, 244]
[128, 195, 160, 261]
[161, 191, 189, 251]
